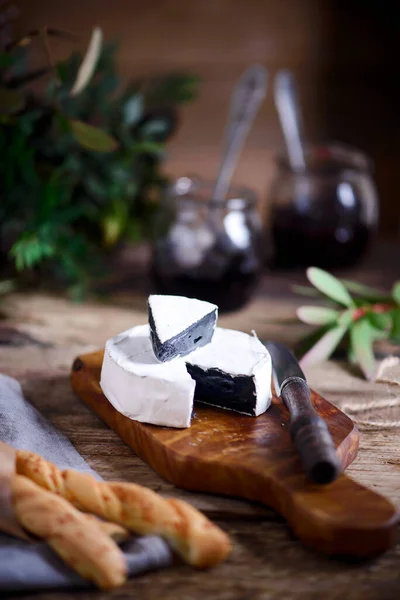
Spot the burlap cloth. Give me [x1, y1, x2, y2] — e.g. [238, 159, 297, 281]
[306, 357, 400, 430]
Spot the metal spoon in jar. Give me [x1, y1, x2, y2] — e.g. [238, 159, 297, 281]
[273, 70, 306, 173]
[212, 64, 268, 206]
[206, 64, 267, 262]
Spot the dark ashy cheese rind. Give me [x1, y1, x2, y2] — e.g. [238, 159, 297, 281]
[148, 295, 218, 362]
[185, 363, 258, 416]
[149, 309, 217, 362]
[185, 327, 272, 417]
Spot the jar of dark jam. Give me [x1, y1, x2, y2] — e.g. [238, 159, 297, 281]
[267, 143, 379, 269]
[151, 177, 263, 313]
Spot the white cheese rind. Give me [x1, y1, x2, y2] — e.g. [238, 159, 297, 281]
[100, 325, 195, 428]
[186, 327, 272, 416]
[148, 295, 218, 344]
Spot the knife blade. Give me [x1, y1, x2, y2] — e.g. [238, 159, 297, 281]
[264, 341, 341, 485]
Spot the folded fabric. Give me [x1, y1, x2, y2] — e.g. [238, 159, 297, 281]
[0, 373, 173, 591]
[0, 533, 170, 591]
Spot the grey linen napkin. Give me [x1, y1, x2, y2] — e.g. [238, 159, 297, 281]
[0, 373, 173, 591]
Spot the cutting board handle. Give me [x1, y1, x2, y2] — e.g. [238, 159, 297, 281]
[253, 470, 399, 557]
[147, 446, 399, 558]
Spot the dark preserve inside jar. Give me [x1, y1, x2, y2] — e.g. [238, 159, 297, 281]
[151, 178, 262, 313]
[268, 144, 379, 269]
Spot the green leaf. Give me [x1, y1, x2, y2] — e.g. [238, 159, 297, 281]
[300, 325, 347, 368]
[307, 267, 354, 307]
[292, 285, 321, 298]
[352, 297, 367, 308]
[70, 120, 118, 152]
[10, 233, 55, 271]
[295, 325, 331, 358]
[367, 311, 392, 331]
[392, 281, 400, 305]
[341, 279, 388, 301]
[131, 140, 163, 155]
[0, 86, 25, 115]
[338, 308, 355, 328]
[347, 343, 356, 365]
[101, 198, 128, 247]
[141, 118, 170, 138]
[350, 319, 376, 380]
[390, 309, 400, 342]
[296, 306, 338, 326]
[123, 94, 143, 126]
[369, 326, 389, 342]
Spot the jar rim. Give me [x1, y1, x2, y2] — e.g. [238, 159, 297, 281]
[169, 176, 257, 210]
[276, 142, 373, 175]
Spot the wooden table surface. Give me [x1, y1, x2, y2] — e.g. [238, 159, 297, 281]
[1, 246, 399, 600]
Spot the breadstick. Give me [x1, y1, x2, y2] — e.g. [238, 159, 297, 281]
[12, 474, 127, 589]
[85, 515, 130, 542]
[12, 451, 130, 541]
[17, 450, 231, 568]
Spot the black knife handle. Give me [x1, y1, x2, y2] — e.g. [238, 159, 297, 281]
[281, 377, 341, 484]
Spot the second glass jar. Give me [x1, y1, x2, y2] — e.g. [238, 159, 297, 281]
[151, 177, 263, 313]
[267, 143, 379, 269]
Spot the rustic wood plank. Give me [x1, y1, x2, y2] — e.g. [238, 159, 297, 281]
[1, 266, 399, 597]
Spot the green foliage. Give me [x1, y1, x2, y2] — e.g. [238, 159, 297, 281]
[306, 267, 354, 307]
[0, 28, 198, 295]
[296, 268, 400, 380]
[340, 280, 390, 303]
[123, 94, 144, 126]
[392, 282, 400, 305]
[349, 319, 376, 381]
[391, 311, 400, 342]
[69, 119, 118, 152]
[11, 232, 55, 270]
[296, 306, 338, 326]
[300, 325, 348, 368]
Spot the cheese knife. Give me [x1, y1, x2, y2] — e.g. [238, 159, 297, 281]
[264, 341, 341, 484]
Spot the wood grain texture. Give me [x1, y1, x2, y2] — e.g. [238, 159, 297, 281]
[1, 274, 400, 600]
[71, 350, 399, 558]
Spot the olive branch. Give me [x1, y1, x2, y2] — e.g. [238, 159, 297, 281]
[296, 268, 400, 380]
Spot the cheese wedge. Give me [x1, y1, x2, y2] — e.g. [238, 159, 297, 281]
[100, 325, 195, 428]
[148, 294, 218, 362]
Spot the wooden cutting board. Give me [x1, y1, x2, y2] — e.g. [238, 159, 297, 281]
[71, 350, 399, 558]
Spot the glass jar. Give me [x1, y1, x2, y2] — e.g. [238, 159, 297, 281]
[267, 143, 379, 269]
[151, 177, 263, 313]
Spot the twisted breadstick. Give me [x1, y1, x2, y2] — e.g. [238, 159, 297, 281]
[16, 450, 231, 568]
[85, 515, 130, 542]
[12, 474, 127, 589]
